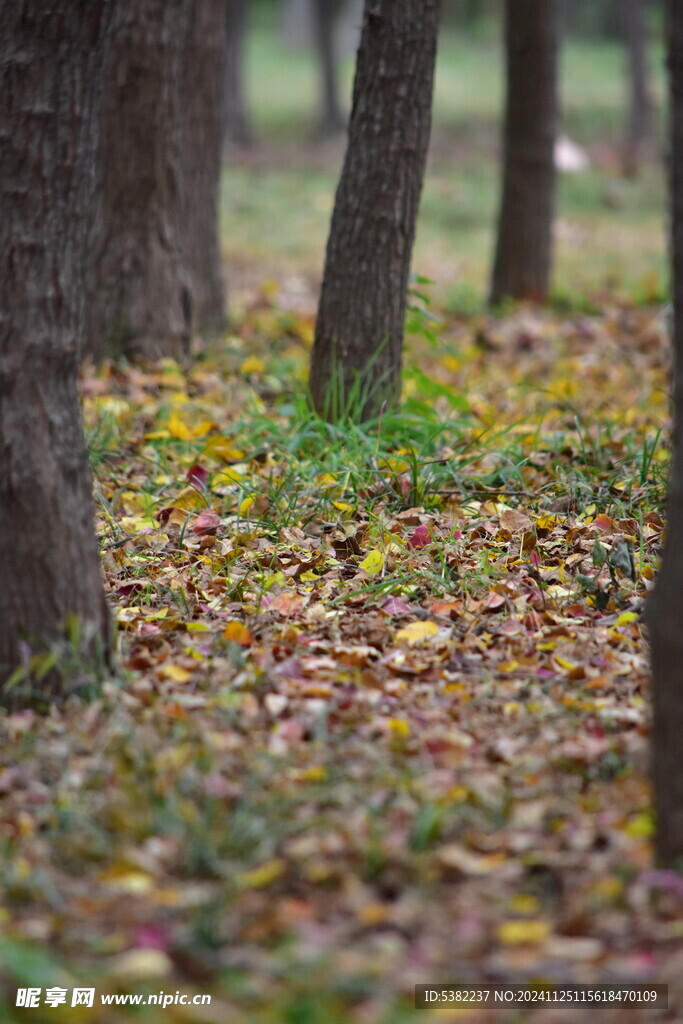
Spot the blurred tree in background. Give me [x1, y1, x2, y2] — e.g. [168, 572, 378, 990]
[87, 0, 226, 361]
[490, 0, 560, 304]
[225, 0, 253, 147]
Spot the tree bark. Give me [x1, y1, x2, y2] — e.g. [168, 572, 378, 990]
[648, 0, 683, 869]
[87, 0, 226, 362]
[621, 0, 654, 176]
[224, 0, 253, 149]
[180, 0, 228, 332]
[489, 0, 560, 306]
[312, 0, 346, 136]
[0, 1, 112, 705]
[309, 0, 441, 423]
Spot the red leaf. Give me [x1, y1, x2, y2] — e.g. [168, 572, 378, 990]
[186, 462, 209, 489]
[408, 525, 431, 549]
[193, 510, 220, 535]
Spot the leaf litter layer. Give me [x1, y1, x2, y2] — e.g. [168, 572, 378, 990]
[1, 291, 680, 1023]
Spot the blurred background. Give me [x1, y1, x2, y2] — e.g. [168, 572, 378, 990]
[223, 0, 666, 314]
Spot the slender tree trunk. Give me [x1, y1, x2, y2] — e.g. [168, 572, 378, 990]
[87, 0, 226, 361]
[180, 0, 227, 331]
[489, 0, 560, 306]
[312, 0, 345, 135]
[621, 0, 654, 176]
[224, 0, 253, 148]
[648, 0, 683, 869]
[0, 1, 112, 705]
[309, 0, 441, 422]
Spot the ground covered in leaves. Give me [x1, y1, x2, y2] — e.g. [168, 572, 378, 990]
[1, 291, 682, 1023]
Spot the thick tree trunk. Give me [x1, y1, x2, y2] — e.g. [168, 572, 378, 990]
[224, 0, 253, 148]
[621, 0, 654, 176]
[312, 0, 345, 136]
[0, 2, 112, 705]
[309, 0, 441, 422]
[489, 0, 560, 306]
[648, 0, 683, 869]
[87, 0, 226, 361]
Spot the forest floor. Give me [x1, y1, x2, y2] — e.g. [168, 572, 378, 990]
[1, 286, 679, 1023]
[2, 25, 681, 1024]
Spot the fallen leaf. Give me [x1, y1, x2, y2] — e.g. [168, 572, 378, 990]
[395, 620, 441, 645]
[359, 549, 385, 574]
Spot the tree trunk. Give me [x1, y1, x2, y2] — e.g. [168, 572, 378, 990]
[0, 1, 112, 705]
[621, 0, 654, 176]
[648, 0, 683, 869]
[489, 0, 560, 306]
[180, 0, 228, 331]
[309, 0, 441, 423]
[87, 0, 226, 362]
[224, 0, 253, 148]
[312, 0, 345, 135]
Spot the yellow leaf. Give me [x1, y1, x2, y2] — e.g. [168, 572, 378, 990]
[387, 717, 410, 738]
[167, 412, 194, 440]
[300, 570, 320, 582]
[101, 868, 154, 894]
[203, 436, 246, 462]
[213, 466, 244, 485]
[223, 621, 253, 646]
[238, 859, 286, 888]
[240, 356, 266, 374]
[503, 702, 522, 715]
[190, 419, 214, 439]
[116, 607, 141, 622]
[624, 812, 654, 838]
[186, 622, 209, 633]
[159, 664, 193, 683]
[143, 608, 169, 620]
[614, 611, 638, 627]
[497, 920, 550, 945]
[120, 515, 158, 533]
[300, 765, 327, 781]
[553, 655, 578, 673]
[172, 486, 205, 511]
[359, 549, 384, 574]
[535, 515, 558, 530]
[395, 620, 441, 645]
[239, 496, 254, 516]
[444, 785, 469, 804]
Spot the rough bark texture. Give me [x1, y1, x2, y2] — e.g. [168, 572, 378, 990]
[490, 0, 560, 305]
[309, 0, 441, 422]
[312, 0, 345, 135]
[621, 0, 654, 176]
[224, 0, 253, 148]
[0, 1, 112, 704]
[87, 0, 226, 361]
[648, 0, 683, 869]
